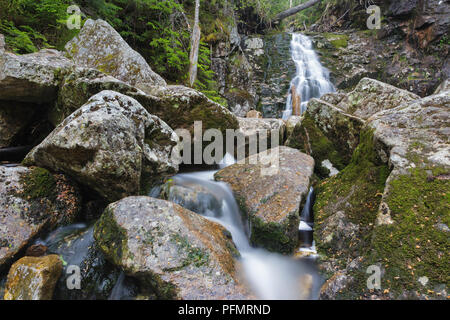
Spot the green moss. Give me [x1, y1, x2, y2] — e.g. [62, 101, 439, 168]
[93, 207, 128, 268]
[250, 214, 298, 255]
[323, 33, 349, 49]
[170, 234, 210, 269]
[286, 115, 347, 178]
[19, 167, 56, 200]
[368, 167, 450, 298]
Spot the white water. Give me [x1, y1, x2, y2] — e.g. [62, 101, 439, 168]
[169, 155, 321, 300]
[282, 33, 335, 120]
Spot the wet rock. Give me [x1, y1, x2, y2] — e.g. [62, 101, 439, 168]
[46, 225, 136, 300]
[24, 91, 179, 202]
[4, 255, 62, 300]
[0, 49, 73, 103]
[65, 19, 166, 87]
[25, 244, 48, 257]
[0, 166, 81, 269]
[215, 146, 314, 254]
[94, 196, 249, 299]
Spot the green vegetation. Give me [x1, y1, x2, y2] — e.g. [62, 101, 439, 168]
[19, 167, 56, 200]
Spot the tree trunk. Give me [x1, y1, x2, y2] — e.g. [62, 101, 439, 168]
[188, 0, 201, 88]
[274, 0, 321, 23]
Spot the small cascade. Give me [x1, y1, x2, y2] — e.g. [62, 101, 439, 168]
[298, 187, 315, 248]
[168, 157, 322, 300]
[283, 33, 335, 120]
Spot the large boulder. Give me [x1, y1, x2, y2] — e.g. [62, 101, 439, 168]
[215, 146, 314, 254]
[335, 78, 420, 120]
[139, 85, 239, 138]
[50, 67, 145, 126]
[0, 165, 81, 269]
[65, 19, 166, 88]
[314, 90, 450, 299]
[4, 255, 62, 300]
[94, 196, 249, 300]
[0, 49, 73, 103]
[24, 91, 179, 202]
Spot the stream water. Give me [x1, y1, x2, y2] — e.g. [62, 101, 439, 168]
[166, 156, 322, 300]
[283, 33, 335, 119]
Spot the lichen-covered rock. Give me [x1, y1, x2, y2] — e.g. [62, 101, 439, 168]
[4, 255, 62, 300]
[237, 117, 286, 157]
[65, 19, 166, 88]
[94, 196, 249, 300]
[285, 115, 302, 138]
[434, 79, 450, 95]
[24, 91, 179, 202]
[314, 90, 449, 299]
[0, 165, 81, 269]
[0, 49, 73, 103]
[215, 146, 314, 254]
[50, 67, 145, 126]
[138, 84, 239, 137]
[336, 78, 420, 120]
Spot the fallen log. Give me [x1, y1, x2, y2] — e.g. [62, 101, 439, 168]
[274, 0, 322, 23]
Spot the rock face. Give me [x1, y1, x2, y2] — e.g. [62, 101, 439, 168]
[24, 91, 179, 202]
[4, 255, 62, 300]
[65, 19, 166, 88]
[215, 146, 314, 254]
[0, 166, 81, 269]
[94, 196, 249, 300]
[0, 101, 36, 148]
[314, 87, 450, 299]
[0, 49, 73, 103]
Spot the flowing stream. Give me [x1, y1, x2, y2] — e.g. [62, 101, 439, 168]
[167, 156, 322, 300]
[282, 33, 335, 119]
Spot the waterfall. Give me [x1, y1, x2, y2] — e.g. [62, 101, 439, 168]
[282, 33, 335, 120]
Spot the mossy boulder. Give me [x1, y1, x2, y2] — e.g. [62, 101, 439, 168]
[0, 48, 73, 103]
[94, 196, 250, 299]
[65, 19, 166, 88]
[24, 91, 179, 202]
[4, 255, 62, 300]
[0, 165, 81, 270]
[215, 146, 314, 254]
[314, 89, 450, 299]
[323, 33, 349, 49]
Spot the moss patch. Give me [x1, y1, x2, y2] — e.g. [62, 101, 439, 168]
[19, 167, 56, 201]
[323, 33, 349, 49]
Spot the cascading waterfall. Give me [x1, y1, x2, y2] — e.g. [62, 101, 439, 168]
[282, 33, 335, 120]
[168, 155, 322, 300]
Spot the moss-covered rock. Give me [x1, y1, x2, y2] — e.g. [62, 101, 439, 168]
[4, 255, 62, 300]
[314, 89, 449, 299]
[24, 91, 179, 202]
[215, 146, 314, 254]
[94, 196, 250, 300]
[0, 165, 82, 270]
[65, 19, 166, 88]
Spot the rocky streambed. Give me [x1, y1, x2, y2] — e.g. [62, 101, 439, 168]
[0, 16, 448, 300]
